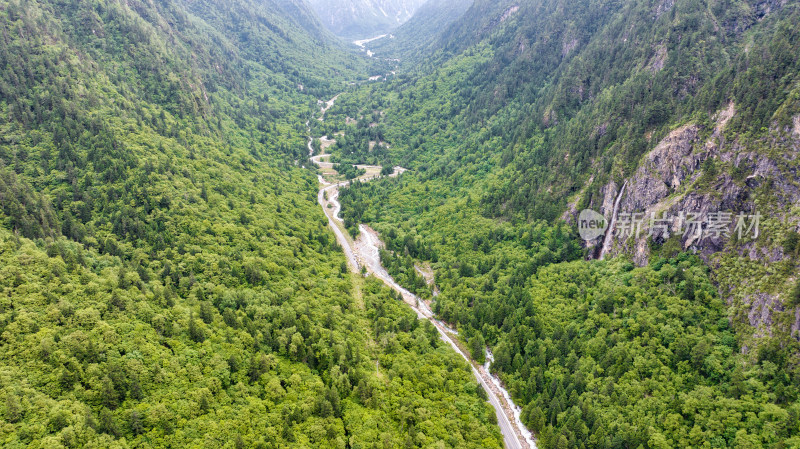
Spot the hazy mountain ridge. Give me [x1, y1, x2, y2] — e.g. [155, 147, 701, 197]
[306, 0, 428, 38]
[365, 0, 474, 61]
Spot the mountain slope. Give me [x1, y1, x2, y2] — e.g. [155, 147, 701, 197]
[306, 0, 427, 39]
[323, 0, 800, 447]
[366, 0, 474, 61]
[0, 0, 502, 447]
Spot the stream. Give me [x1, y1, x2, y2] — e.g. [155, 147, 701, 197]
[599, 180, 627, 260]
[308, 96, 536, 449]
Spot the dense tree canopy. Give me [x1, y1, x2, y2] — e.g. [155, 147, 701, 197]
[2, 0, 800, 447]
[330, 2, 800, 447]
[0, 0, 501, 447]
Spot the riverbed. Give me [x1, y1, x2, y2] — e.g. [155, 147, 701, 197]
[308, 95, 536, 449]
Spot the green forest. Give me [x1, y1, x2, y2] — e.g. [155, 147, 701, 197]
[338, 173, 800, 447]
[2, 0, 800, 447]
[329, 0, 800, 448]
[0, 0, 500, 447]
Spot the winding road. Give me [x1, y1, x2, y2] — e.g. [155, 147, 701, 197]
[308, 96, 536, 449]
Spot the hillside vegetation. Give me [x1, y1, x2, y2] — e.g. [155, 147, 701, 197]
[2, 0, 800, 447]
[0, 0, 502, 447]
[331, 0, 800, 447]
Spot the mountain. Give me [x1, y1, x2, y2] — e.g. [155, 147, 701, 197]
[366, 0, 474, 61]
[4, 0, 800, 447]
[305, 0, 428, 39]
[322, 0, 800, 446]
[0, 0, 502, 447]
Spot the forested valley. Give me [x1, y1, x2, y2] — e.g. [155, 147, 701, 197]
[330, 0, 800, 447]
[0, 0, 502, 447]
[2, 0, 800, 448]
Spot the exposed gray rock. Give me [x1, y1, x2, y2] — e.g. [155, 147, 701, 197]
[600, 180, 619, 220]
[591, 103, 799, 262]
[793, 308, 800, 341]
[745, 292, 781, 338]
[647, 44, 668, 73]
[794, 115, 800, 138]
[653, 0, 674, 19]
[623, 124, 700, 211]
[574, 102, 800, 342]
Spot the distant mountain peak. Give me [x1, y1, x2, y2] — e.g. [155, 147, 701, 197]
[306, 0, 428, 39]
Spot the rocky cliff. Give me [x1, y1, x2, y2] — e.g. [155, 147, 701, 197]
[571, 104, 800, 348]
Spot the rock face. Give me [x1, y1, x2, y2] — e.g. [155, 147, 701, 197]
[576, 103, 800, 343]
[630, 124, 699, 204]
[595, 103, 798, 264]
[794, 115, 800, 138]
[745, 292, 786, 338]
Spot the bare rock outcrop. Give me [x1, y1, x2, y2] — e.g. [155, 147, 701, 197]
[575, 103, 800, 342]
[596, 103, 792, 263]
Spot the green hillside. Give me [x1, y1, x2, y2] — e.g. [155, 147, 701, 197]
[3, 0, 800, 447]
[333, 0, 800, 219]
[328, 0, 800, 447]
[366, 0, 473, 62]
[0, 0, 502, 447]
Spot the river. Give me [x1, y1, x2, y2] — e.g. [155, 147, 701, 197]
[308, 96, 537, 449]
